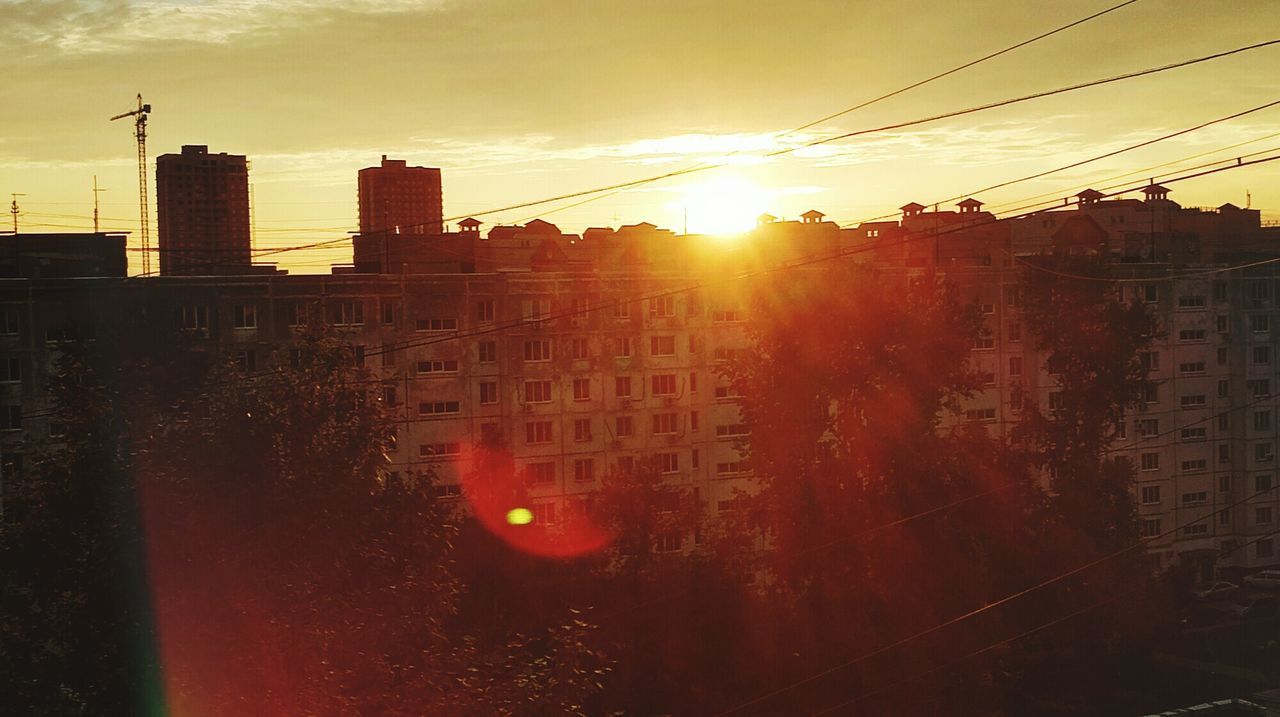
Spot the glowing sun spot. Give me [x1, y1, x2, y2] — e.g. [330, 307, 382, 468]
[506, 507, 533, 525]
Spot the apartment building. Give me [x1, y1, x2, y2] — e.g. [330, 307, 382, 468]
[1, 186, 1277, 576]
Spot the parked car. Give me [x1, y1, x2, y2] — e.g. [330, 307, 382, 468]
[1193, 581, 1239, 601]
[1244, 570, 1280, 590]
[1228, 595, 1279, 620]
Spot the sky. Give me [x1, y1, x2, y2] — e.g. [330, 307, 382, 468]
[2, 0, 1279, 274]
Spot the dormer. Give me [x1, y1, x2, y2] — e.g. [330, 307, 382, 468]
[957, 198, 984, 214]
[757, 213, 777, 226]
[900, 202, 926, 218]
[1076, 189, 1104, 206]
[1141, 184, 1170, 202]
[800, 209, 825, 224]
[458, 217, 482, 234]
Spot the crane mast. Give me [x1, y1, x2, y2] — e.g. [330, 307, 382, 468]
[110, 95, 152, 275]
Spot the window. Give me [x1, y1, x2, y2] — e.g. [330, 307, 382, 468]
[1142, 384, 1159, 404]
[416, 318, 458, 332]
[1140, 485, 1161, 505]
[433, 484, 462, 499]
[418, 401, 461, 416]
[652, 374, 677, 396]
[712, 308, 744, 323]
[690, 372, 698, 393]
[617, 455, 636, 473]
[233, 304, 257, 329]
[288, 303, 307, 328]
[527, 462, 555, 485]
[479, 381, 498, 405]
[612, 299, 630, 319]
[525, 380, 553, 403]
[177, 305, 209, 332]
[615, 376, 632, 398]
[692, 449, 700, 468]
[690, 410, 699, 432]
[0, 308, 17, 335]
[615, 337, 632, 358]
[525, 421, 553, 444]
[574, 458, 594, 483]
[381, 385, 398, 408]
[1219, 444, 1231, 464]
[531, 502, 556, 525]
[714, 384, 743, 400]
[1181, 460, 1207, 474]
[523, 339, 552, 362]
[234, 350, 257, 371]
[1214, 281, 1228, 301]
[573, 418, 592, 442]
[478, 341, 497, 363]
[650, 336, 676, 356]
[1115, 420, 1126, 439]
[656, 452, 679, 473]
[1259, 507, 1275, 525]
[652, 413, 678, 435]
[716, 424, 751, 438]
[419, 443, 462, 459]
[973, 336, 995, 350]
[1140, 453, 1159, 471]
[649, 296, 675, 318]
[1218, 347, 1230, 365]
[964, 408, 997, 422]
[0, 405, 22, 431]
[714, 347, 743, 363]
[1251, 379, 1272, 397]
[1178, 295, 1206, 309]
[1137, 419, 1159, 437]
[1180, 426, 1206, 442]
[1183, 523, 1209, 536]
[1182, 491, 1208, 505]
[1220, 413, 1231, 431]
[476, 299, 496, 323]
[1180, 394, 1207, 409]
[1048, 392, 1065, 412]
[1178, 361, 1205, 375]
[334, 301, 364, 326]
[568, 377, 589, 401]
[1221, 475, 1232, 492]
[1008, 356, 1022, 376]
[0, 357, 19, 383]
[1257, 474, 1273, 493]
[1178, 329, 1206, 343]
[657, 531, 682, 552]
[382, 301, 395, 325]
[615, 415, 634, 438]
[1254, 314, 1272, 333]
[1258, 442, 1275, 463]
[1140, 285, 1158, 303]
[570, 338, 589, 360]
[717, 461, 748, 476]
[1257, 410, 1273, 431]
[1219, 379, 1230, 398]
[381, 343, 396, 367]
[522, 298, 551, 323]
[416, 359, 459, 374]
[1249, 280, 1272, 305]
[1217, 315, 1230, 333]
[1259, 539, 1275, 559]
[1220, 509, 1232, 526]
[1140, 518, 1162, 537]
[1256, 346, 1273, 365]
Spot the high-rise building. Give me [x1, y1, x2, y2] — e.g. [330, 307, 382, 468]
[358, 156, 443, 236]
[156, 145, 251, 276]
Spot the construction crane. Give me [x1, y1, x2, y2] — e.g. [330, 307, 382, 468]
[110, 94, 152, 274]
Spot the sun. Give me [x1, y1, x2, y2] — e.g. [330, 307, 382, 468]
[673, 175, 773, 235]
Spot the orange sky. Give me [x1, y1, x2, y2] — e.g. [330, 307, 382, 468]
[2, 0, 1278, 274]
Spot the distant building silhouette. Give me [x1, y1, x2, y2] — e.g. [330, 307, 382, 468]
[156, 145, 252, 276]
[358, 156, 443, 236]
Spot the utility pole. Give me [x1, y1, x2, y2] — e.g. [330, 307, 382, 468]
[110, 94, 152, 274]
[9, 193, 24, 233]
[92, 176, 106, 233]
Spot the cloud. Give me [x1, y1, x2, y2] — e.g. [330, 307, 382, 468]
[0, 0, 451, 54]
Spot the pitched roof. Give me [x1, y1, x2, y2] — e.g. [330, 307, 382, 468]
[1141, 184, 1170, 194]
[800, 209, 825, 219]
[458, 217, 482, 227]
[900, 202, 926, 211]
[757, 213, 777, 223]
[1075, 189, 1104, 200]
[957, 198, 984, 207]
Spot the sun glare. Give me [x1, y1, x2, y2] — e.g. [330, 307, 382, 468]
[673, 176, 772, 236]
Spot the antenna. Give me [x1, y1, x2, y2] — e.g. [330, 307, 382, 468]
[92, 176, 107, 233]
[110, 94, 152, 274]
[9, 193, 24, 233]
[1247, 190, 1252, 209]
